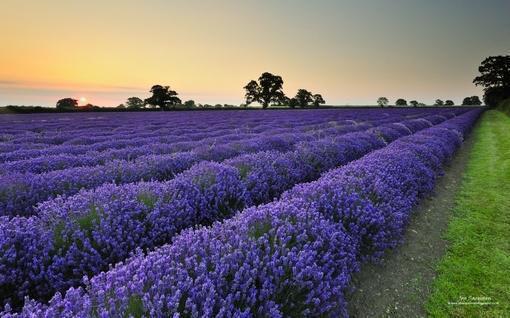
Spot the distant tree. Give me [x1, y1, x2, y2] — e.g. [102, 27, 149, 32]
[214, 104, 223, 109]
[184, 100, 196, 109]
[445, 100, 454, 106]
[395, 98, 407, 106]
[312, 94, 326, 108]
[462, 96, 482, 106]
[295, 89, 314, 108]
[409, 100, 419, 107]
[462, 97, 472, 105]
[473, 55, 510, 107]
[377, 97, 389, 107]
[434, 99, 444, 106]
[470, 96, 482, 105]
[56, 98, 78, 110]
[417, 102, 427, 106]
[126, 97, 145, 109]
[116, 104, 126, 109]
[243, 72, 285, 108]
[79, 103, 98, 111]
[288, 98, 299, 109]
[145, 85, 181, 110]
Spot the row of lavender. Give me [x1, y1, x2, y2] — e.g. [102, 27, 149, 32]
[0, 110, 464, 311]
[0, 115, 346, 159]
[0, 110, 389, 151]
[0, 118, 368, 170]
[0, 109, 430, 138]
[1, 108, 481, 317]
[0, 120, 372, 216]
[0, 111, 461, 216]
[0, 109, 456, 157]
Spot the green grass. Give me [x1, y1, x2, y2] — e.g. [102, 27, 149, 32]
[426, 110, 510, 317]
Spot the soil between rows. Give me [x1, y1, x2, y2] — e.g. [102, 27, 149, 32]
[346, 127, 477, 318]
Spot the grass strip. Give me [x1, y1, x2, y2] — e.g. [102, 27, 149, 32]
[426, 110, 510, 317]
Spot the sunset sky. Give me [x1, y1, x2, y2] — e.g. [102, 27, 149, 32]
[0, 0, 509, 107]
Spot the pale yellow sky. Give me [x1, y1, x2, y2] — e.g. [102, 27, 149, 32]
[0, 0, 508, 106]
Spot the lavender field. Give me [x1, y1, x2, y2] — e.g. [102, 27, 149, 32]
[0, 108, 482, 317]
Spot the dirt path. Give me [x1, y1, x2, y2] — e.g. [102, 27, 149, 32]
[346, 129, 476, 318]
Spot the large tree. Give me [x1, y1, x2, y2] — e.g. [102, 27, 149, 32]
[473, 55, 510, 107]
[377, 97, 389, 107]
[145, 85, 181, 110]
[243, 72, 285, 108]
[409, 100, 419, 107]
[445, 100, 454, 106]
[434, 99, 444, 106]
[56, 98, 78, 110]
[125, 97, 145, 109]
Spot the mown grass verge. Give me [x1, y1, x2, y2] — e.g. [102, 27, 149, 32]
[426, 110, 510, 317]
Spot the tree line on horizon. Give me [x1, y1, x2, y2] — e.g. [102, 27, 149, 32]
[374, 96, 482, 107]
[3, 55, 508, 112]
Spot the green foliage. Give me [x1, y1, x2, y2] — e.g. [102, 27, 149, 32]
[427, 111, 510, 317]
[125, 295, 144, 318]
[53, 204, 101, 251]
[137, 191, 158, 209]
[248, 219, 273, 240]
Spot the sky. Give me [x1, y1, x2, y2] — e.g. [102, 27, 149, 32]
[0, 0, 509, 107]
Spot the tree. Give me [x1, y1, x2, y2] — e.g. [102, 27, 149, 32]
[288, 98, 299, 109]
[56, 98, 78, 110]
[409, 100, 419, 107]
[184, 100, 196, 109]
[395, 98, 407, 106]
[483, 86, 510, 107]
[145, 85, 181, 110]
[473, 55, 510, 88]
[473, 55, 510, 107]
[445, 100, 454, 106]
[243, 72, 285, 108]
[377, 97, 389, 107]
[470, 96, 482, 105]
[295, 89, 314, 108]
[243, 80, 259, 106]
[126, 97, 145, 109]
[116, 104, 126, 109]
[434, 99, 444, 106]
[462, 96, 482, 106]
[312, 94, 325, 108]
